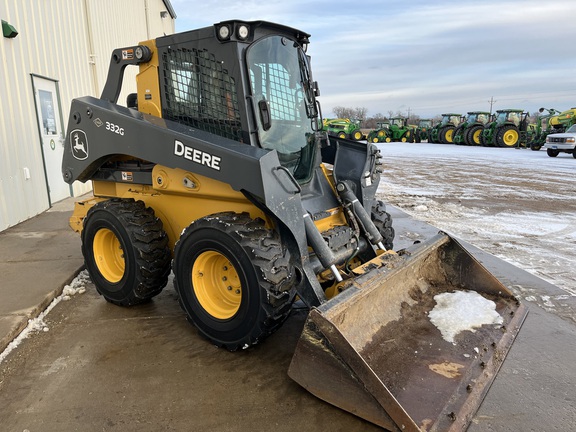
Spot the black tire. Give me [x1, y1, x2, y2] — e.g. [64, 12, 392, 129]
[531, 144, 542, 151]
[400, 130, 411, 143]
[82, 199, 171, 306]
[173, 212, 296, 351]
[371, 200, 394, 250]
[415, 131, 421, 143]
[439, 126, 455, 144]
[496, 125, 520, 147]
[337, 131, 348, 139]
[466, 125, 484, 146]
[547, 149, 559, 157]
[351, 129, 363, 141]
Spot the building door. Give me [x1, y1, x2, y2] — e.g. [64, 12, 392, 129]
[32, 75, 70, 204]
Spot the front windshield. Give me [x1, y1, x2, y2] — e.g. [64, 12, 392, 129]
[449, 115, 460, 126]
[566, 124, 576, 133]
[496, 112, 507, 123]
[247, 35, 316, 181]
[468, 114, 478, 123]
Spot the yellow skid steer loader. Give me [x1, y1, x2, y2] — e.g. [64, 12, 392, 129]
[62, 21, 527, 431]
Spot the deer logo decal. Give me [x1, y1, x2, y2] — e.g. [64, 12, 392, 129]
[70, 129, 89, 160]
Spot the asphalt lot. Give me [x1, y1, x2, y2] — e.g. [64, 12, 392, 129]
[1, 143, 575, 431]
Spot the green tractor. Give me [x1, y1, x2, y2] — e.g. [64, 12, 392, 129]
[481, 109, 532, 148]
[322, 118, 364, 141]
[528, 107, 561, 151]
[453, 111, 490, 146]
[389, 116, 414, 142]
[428, 113, 463, 144]
[366, 121, 391, 143]
[413, 119, 433, 142]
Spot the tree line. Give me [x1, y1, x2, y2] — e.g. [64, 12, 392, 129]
[331, 106, 543, 129]
[331, 106, 432, 129]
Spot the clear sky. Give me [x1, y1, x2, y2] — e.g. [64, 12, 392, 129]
[170, 0, 576, 119]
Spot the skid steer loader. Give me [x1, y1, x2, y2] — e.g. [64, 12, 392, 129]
[62, 21, 527, 431]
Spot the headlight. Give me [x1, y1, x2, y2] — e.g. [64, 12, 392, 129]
[545, 136, 551, 143]
[567, 137, 576, 143]
[217, 24, 231, 41]
[237, 24, 249, 40]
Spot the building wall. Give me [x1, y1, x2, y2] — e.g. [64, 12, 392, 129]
[0, 0, 175, 231]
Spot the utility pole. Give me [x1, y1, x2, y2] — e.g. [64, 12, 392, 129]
[488, 97, 497, 114]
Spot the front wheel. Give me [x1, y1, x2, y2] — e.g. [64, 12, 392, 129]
[351, 130, 364, 141]
[81, 199, 171, 306]
[337, 131, 348, 139]
[173, 212, 296, 351]
[546, 148, 559, 157]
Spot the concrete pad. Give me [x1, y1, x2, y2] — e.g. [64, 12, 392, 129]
[0, 200, 84, 353]
[0, 288, 380, 432]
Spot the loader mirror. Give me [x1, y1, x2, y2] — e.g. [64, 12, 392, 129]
[258, 99, 272, 131]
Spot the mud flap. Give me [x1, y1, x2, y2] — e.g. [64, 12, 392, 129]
[288, 233, 528, 431]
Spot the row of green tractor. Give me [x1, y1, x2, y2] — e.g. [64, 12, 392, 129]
[323, 106, 576, 149]
[427, 107, 576, 149]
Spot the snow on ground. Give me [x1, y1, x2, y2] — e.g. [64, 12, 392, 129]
[375, 142, 576, 318]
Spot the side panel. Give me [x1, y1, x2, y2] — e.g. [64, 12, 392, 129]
[63, 96, 326, 306]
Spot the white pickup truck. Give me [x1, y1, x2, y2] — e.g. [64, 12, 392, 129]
[544, 124, 576, 158]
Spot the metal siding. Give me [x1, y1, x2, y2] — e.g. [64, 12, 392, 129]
[0, 0, 175, 231]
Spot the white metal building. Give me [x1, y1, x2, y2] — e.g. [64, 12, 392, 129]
[0, 0, 176, 231]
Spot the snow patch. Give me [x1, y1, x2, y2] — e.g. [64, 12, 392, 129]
[428, 290, 503, 344]
[0, 270, 90, 364]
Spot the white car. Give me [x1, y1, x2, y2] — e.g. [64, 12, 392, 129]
[544, 124, 576, 158]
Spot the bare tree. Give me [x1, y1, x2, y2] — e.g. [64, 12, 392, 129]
[332, 106, 368, 121]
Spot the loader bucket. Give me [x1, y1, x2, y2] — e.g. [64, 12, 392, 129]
[288, 233, 527, 432]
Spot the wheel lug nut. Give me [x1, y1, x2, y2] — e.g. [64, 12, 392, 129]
[227, 286, 232, 291]
[235, 289, 240, 294]
[222, 276, 227, 281]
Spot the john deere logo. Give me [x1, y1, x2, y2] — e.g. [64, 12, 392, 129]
[70, 129, 89, 160]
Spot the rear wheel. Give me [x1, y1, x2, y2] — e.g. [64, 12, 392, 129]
[467, 125, 484, 146]
[496, 125, 519, 147]
[547, 149, 559, 157]
[439, 126, 455, 144]
[371, 200, 394, 250]
[82, 199, 171, 306]
[173, 212, 296, 350]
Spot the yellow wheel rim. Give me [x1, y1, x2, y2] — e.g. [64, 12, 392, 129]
[372, 137, 379, 143]
[377, 131, 385, 137]
[446, 129, 454, 142]
[472, 130, 481, 144]
[338, 132, 346, 139]
[192, 251, 241, 319]
[503, 130, 519, 146]
[93, 228, 125, 283]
